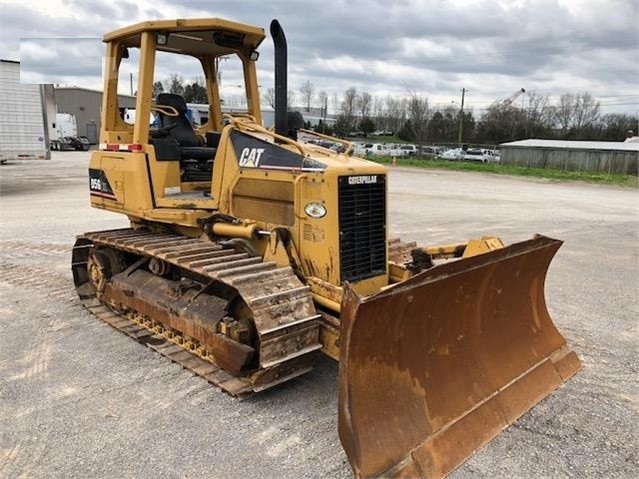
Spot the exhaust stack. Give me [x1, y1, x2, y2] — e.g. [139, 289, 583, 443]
[270, 20, 287, 138]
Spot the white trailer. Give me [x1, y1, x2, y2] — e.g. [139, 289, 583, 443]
[0, 59, 51, 163]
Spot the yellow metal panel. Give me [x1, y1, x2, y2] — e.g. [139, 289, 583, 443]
[100, 42, 133, 142]
[232, 178, 294, 226]
[133, 32, 156, 146]
[463, 236, 505, 257]
[103, 18, 266, 47]
[242, 54, 262, 125]
[100, 155, 125, 209]
[202, 55, 223, 132]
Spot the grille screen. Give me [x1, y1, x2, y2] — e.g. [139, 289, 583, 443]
[338, 175, 386, 283]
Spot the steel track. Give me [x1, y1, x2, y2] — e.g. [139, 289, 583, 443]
[72, 228, 322, 396]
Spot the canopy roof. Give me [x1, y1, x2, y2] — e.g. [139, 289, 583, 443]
[103, 18, 266, 57]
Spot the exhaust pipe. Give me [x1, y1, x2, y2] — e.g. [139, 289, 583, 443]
[270, 19, 287, 138]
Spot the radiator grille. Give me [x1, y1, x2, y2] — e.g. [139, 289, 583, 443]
[338, 175, 386, 283]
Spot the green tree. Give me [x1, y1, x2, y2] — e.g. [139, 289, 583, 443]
[359, 118, 376, 136]
[397, 120, 415, 141]
[476, 104, 524, 144]
[458, 111, 476, 143]
[428, 111, 448, 142]
[333, 115, 351, 137]
[313, 120, 333, 136]
[184, 80, 207, 103]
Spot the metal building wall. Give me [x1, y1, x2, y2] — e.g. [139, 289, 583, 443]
[54, 88, 136, 144]
[500, 147, 638, 175]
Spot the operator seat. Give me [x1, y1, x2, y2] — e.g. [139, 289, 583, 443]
[154, 93, 217, 182]
[155, 93, 217, 162]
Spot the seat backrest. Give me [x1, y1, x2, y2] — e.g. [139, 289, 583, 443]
[155, 93, 201, 147]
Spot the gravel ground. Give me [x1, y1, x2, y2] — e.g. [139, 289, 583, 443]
[0, 152, 637, 478]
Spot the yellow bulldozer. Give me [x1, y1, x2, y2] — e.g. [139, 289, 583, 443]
[71, 17, 581, 478]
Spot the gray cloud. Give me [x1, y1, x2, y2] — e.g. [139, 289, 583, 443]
[20, 38, 103, 83]
[0, 0, 636, 113]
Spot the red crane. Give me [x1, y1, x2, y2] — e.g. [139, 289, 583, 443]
[500, 88, 526, 107]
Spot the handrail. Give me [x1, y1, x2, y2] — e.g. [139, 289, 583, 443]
[151, 104, 179, 117]
[228, 117, 308, 157]
[223, 112, 257, 123]
[299, 128, 353, 156]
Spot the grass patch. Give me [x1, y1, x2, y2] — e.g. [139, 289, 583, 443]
[370, 156, 638, 188]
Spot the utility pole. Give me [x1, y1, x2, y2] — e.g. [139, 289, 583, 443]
[322, 95, 328, 134]
[457, 88, 466, 147]
[130, 73, 134, 96]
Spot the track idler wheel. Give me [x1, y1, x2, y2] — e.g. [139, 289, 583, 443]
[87, 248, 124, 294]
[149, 257, 171, 277]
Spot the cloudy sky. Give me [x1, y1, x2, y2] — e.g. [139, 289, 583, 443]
[1, 0, 637, 114]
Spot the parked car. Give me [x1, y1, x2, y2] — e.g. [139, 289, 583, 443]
[399, 144, 419, 156]
[441, 148, 465, 160]
[385, 143, 402, 156]
[462, 149, 489, 163]
[420, 146, 445, 157]
[352, 142, 367, 157]
[365, 143, 390, 156]
[481, 149, 501, 163]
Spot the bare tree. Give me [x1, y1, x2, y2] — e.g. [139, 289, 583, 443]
[262, 87, 297, 110]
[385, 96, 406, 135]
[332, 92, 339, 115]
[555, 92, 601, 138]
[406, 91, 430, 146]
[317, 90, 328, 114]
[573, 92, 601, 133]
[372, 96, 384, 129]
[164, 73, 185, 96]
[523, 91, 553, 137]
[299, 80, 315, 112]
[555, 93, 576, 136]
[357, 91, 372, 120]
[341, 87, 359, 132]
[602, 113, 639, 140]
[263, 87, 276, 109]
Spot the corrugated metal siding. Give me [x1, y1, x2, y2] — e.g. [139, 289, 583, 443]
[0, 60, 49, 160]
[500, 146, 638, 175]
[54, 88, 136, 143]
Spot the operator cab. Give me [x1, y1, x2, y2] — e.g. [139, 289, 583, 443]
[100, 19, 266, 190]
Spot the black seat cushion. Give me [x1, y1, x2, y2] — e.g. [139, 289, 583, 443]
[150, 138, 181, 161]
[181, 146, 216, 162]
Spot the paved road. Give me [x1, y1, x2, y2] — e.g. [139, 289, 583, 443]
[1, 153, 637, 478]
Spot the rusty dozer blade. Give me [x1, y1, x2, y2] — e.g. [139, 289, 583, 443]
[338, 235, 581, 478]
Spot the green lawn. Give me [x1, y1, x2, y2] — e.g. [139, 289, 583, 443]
[368, 156, 638, 188]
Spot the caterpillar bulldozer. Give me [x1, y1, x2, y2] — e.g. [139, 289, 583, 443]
[72, 17, 581, 478]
